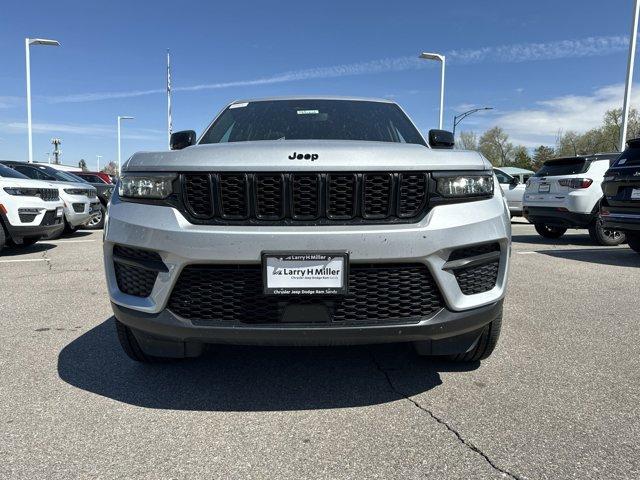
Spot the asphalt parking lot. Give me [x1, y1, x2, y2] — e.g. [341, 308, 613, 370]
[1, 220, 639, 479]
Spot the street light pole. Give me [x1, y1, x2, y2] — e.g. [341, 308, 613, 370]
[419, 52, 446, 129]
[25, 38, 60, 163]
[621, 0, 640, 151]
[452, 107, 494, 137]
[117, 116, 134, 175]
[96, 155, 102, 172]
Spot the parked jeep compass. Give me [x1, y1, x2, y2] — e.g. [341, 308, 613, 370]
[105, 97, 511, 363]
[601, 138, 640, 254]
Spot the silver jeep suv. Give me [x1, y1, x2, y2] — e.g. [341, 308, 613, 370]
[104, 97, 511, 363]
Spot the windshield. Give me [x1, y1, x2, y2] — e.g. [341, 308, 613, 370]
[0, 164, 30, 179]
[535, 158, 589, 177]
[199, 100, 426, 146]
[36, 166, 86, 183]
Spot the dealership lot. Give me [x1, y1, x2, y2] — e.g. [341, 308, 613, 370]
[1, 221, 639, 479]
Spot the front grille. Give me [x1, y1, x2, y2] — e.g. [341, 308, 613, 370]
[167, 263, 443, 324]
[113, 245, 163, 297]
[72, 203, 85, 213]
[454, 262, 499, 295]
[180, 172, 430, 225]
[38, 188, 59, 201]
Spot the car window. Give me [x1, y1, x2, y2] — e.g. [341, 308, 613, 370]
[535, 158, 588, 177]
[614, 148, 640, 166]
[200, 100, 427, 146]
[81, 174, 105, 183]
[494, 170, 512, 183]
[14, 165, 55, 181]
[0, 164, 30, 179]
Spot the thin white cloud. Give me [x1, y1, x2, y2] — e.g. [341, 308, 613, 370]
[44, 35, 629, 104]
[3, 121, 163, 141]
[0, 96, 22, 109]
[483, 83, 640, 147]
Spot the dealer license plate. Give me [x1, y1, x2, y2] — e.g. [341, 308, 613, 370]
[262, 252, 348, 295]
[538, 183, 550, 193]
[631, 188, 640, 200]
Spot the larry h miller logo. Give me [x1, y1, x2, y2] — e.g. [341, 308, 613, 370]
[288, 152, 319, 161]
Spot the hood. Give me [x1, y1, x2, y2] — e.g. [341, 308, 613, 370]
[46, 180, 97, 193]
[1, 177, 59, 190]
[124, 140, 491, 172]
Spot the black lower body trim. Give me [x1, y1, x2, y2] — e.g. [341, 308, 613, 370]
[523, 207, 594, 228]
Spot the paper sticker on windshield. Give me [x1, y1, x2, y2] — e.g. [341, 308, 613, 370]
[297, 109, 319, 115]
[230, 102, 248, 109]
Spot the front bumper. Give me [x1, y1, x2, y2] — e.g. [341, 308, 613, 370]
[62, 194, 99, 227]
[112, 299, 503, 353]
[1, 207, 63, 242]
[523, 206, 594, 228]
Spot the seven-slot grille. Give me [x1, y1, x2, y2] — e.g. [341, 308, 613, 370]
[38, 188, 60, 201]
[167, 263, 444, 324]
[180, 172, 428, 224]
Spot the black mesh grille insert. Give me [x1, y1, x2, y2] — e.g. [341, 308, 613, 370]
[19, 213, 37, 223]
[255, 174, 284, 219]
[72, 203, 85, 213]
[181, 172, 431, 225]
[454, 262, 499, 295]
[291, 174, 320, 219]
[184, 174, 213, 217]
[112, 245, 163, 297]
[363, 173, 392, 218]
[327, 174, 357, 219]
[167, 263, 443, 324]
[40, 210, 60, 226]
[398, 173, 427, 217]
[219, 174, 249, 218]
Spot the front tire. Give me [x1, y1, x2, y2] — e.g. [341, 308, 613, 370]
[85, 205, 105, 230]
[588, 219, 626, 246]
[534, 223, 567, 239]
[448, 314, 502, 362]
[0, 223, 6, 253]
[627, 233, 640, 254]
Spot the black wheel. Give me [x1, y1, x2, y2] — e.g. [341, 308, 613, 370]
[64, 220, 78, 234]
[0, 223, 6, 253]
[85, 205, 105, 230]
[18, 237, 39, 247]
[534, 223, 567, 239]
[448, 314, 502, 362]
[115, 319, 171, 363]
[627, 233, 640, 254]
[588, 218, 626, 246]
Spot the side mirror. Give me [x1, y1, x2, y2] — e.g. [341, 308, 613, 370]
[170, 130, 197, 150]
[510, 176, 520, 186]
[428, 129, 455, 149]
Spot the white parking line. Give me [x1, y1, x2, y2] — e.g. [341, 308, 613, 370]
[47, 239, 96, 244]
[516, 251, 537, 255]
[0, 258, 47, 264]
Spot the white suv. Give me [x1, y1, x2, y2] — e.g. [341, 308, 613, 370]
[523, 154, 625, 245]
[0, 164, 64, 252]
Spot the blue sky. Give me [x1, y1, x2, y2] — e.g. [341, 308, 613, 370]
[0, 0, 638, 166]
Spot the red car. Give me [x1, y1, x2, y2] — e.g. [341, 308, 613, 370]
[76, 171, 113, 184]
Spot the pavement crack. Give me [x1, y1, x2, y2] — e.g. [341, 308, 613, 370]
[41, 249, 52, 270]
[369, 351, 522, 480]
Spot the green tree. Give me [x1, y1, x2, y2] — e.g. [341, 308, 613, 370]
[479, 127, 513, 166]
[512, 146, 533, 169]
[532, 145, 555, 170]
[457, 131, 479, 150]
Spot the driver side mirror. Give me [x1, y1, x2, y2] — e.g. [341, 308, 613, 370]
[428, 129, 455, 149]
[511, 176, 520, 186]
[170, 130, 197, 150]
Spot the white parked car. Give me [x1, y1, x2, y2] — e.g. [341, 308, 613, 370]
[0, 164, 64, 252]
[523, 154, 625, 245]
[494, 168, 528, 217]
[2, 161, 100, 238]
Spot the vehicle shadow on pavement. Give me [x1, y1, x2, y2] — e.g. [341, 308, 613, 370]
[537, 247, 639, 267]
[0, 243, 57, 256]
[57, 318, 478, 411]
[511, 234, 595, 246]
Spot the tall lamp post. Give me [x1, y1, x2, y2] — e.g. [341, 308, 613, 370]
[117, 116, 134, 175]
[453, 107, 494, 137]
[25, 38, 60, 163]
[419, 52, 446, 129]
[96, 155, 103, 172]
[621, 0, 640, 151]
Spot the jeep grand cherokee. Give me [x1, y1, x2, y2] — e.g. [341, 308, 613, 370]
[104, 97, 511, 363]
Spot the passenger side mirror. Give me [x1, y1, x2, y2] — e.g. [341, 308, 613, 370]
[170, 130, 197, 150]
[510, 176, 520, 186]
[428, 129, 455, 149]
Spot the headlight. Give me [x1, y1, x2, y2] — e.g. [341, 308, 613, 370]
[118, 174, 175, 199]
[3, 187, 39, 196]
[64, 188, 89, 195]
[435, 174, 494, 198]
